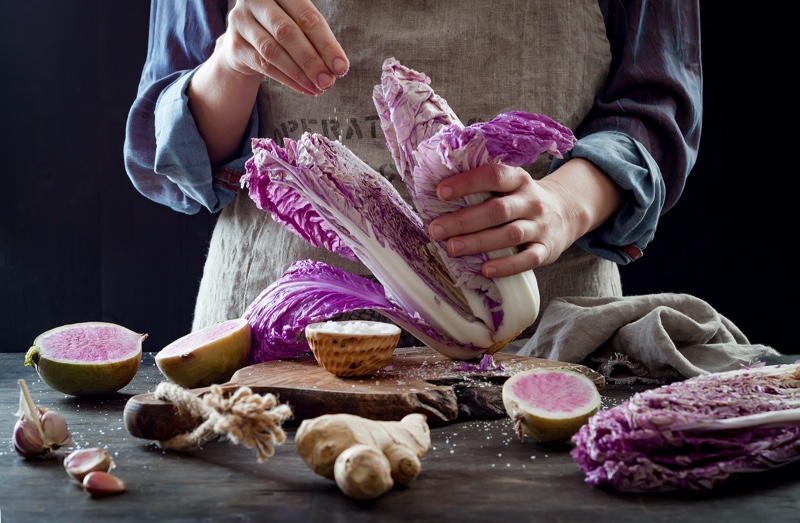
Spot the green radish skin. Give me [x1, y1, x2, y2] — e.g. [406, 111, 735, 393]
[154, 318, 251, 388]
[502, 368, 601, 443]
[25, 322, 145, 397]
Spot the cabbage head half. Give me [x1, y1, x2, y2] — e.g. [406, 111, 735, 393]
[241, 58, 576, 363]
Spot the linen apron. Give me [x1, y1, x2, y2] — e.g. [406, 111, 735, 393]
[193, 0, 622, 345]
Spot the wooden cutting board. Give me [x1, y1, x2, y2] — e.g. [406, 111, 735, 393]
[123, 346, 604, 442]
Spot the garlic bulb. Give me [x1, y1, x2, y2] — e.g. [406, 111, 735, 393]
[12, 379, 73, 459]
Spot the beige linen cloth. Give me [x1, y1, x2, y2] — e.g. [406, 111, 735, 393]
[509, 293, 782, 384]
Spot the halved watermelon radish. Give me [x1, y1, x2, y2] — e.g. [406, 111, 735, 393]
[154, 318, 251, 388]
[502, 368, 601, 443]
[25, 322, 146, 396]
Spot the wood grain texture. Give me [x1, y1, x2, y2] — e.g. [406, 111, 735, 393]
[124, 347, 605, 441]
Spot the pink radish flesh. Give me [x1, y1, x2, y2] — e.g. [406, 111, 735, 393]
[43, 326, 141, 362]
[509, 372, 596, 413]
[159, 320, 247, 357]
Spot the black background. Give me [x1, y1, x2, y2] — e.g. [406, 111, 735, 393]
[1, 3, 792, 355]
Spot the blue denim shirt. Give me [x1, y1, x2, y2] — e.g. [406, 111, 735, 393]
[124, 0, 702, 265]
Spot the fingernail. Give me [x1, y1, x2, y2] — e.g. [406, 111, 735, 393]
[430, 224, 445, 240]
[450, 239, 464, 255]
[332, 58, 348, 76]
[484, 266, 497, 278]
[438, 186, 453, 199]
[317, 72, 334, 90]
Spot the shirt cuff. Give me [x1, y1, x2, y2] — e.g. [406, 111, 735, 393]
[153, 67, 257, 213]
[550, 131, 666, 264]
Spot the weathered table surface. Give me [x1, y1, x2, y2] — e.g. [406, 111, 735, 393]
[2, 352, 798, 523]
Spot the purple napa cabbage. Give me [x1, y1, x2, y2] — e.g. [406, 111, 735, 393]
[571, 364, 800, 493]
[240, 58, 576, 362]
[242, 259, 444, 362]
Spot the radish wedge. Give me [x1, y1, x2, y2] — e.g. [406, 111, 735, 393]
[155, 318, 251, 388]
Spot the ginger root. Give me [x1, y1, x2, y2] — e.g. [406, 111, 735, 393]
[295, 413, 431, 499]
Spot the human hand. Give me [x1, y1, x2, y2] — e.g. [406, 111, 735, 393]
[427, 159, 623, 278]
[222, 0, 349, 95]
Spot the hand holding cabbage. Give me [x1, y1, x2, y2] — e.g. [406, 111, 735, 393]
[428, 157, 624, 278]
[241, 58, 576, 363]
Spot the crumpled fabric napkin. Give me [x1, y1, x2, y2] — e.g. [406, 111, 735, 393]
[512, 293, 782, 384]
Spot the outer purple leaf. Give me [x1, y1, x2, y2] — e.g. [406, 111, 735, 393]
[243, 138, 358, 262]
[373, 56, 461, 192]
[242, 260, 391, 361]
[473, 111, 577, 165]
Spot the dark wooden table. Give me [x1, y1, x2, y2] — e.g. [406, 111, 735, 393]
[2, 352, 799, 523]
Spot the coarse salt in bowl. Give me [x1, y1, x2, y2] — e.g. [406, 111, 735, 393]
[305, 320, 401, 378]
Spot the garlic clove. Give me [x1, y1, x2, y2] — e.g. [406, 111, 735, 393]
[64, 448, 115, 482]
[82, 471, 127, 496]
[12, 417, 46, 459]
[40, 409, 73, 449]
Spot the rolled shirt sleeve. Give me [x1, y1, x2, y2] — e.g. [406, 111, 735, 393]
[558, 132, 664, 264]
[152, 69, 256, 212]
[123, 0, 255, 215]
[564, 0, 703, 263]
